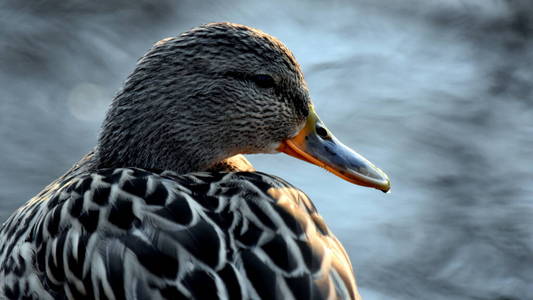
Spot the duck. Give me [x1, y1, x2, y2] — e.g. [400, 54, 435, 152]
[0, 22, 390, 300]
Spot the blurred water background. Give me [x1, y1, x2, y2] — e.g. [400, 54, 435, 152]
[1, 1, 533, 299]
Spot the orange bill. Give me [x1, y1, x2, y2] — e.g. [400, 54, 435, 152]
[277, 106, 391, 192]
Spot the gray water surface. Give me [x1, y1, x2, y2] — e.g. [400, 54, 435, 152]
[1, 1, 533, 299]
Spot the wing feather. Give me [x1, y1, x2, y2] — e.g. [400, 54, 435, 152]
[0, 168, 359, 299]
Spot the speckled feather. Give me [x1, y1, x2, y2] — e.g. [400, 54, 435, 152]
[97, 23, 310, 174]
[0, 23, 361, 300]
[0, 169, 358, 299]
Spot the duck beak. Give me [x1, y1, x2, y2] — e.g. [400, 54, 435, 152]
[277, 106, 391, 192]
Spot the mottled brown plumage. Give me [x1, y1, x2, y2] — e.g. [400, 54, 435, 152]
[0, 23, 367, 300]
[96, 23, 310, 173]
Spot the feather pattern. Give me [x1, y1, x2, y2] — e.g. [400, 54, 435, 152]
[0, 22, 382, 300]
[0, 168, 359, 300]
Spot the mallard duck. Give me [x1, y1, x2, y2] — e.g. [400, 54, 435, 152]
[0, 23, 390, 300]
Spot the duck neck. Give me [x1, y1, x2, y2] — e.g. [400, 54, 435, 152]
[94, 125, 230, 174]
[92, 94, 235, 174]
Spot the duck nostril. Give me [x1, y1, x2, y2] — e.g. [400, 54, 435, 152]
[316, 126, 329, 139]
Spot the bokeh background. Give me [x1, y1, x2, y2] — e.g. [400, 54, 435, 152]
[1, 1, 533, 299]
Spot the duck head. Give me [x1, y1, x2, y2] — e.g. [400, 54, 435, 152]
[96, 22, 390, 192]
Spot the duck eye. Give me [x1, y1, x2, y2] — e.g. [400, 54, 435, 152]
[251, 74, 275, 88]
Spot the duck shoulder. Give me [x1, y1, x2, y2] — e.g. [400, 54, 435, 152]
[0, 168, 359, 300]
